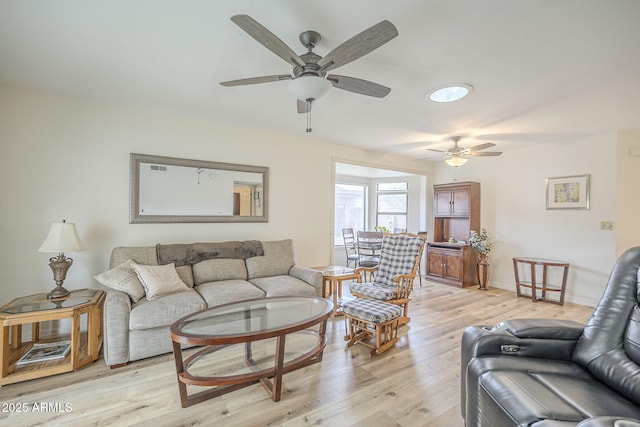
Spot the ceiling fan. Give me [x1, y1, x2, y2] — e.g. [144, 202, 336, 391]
[428, 136, 503, 167]
[219, 15, 398, 131]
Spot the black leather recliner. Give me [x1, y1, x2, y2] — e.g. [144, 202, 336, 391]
[461, 246, 640, 427]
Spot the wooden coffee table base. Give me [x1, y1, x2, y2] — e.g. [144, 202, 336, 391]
[172, 331, 327, 407]
[170, 297, 332, 408]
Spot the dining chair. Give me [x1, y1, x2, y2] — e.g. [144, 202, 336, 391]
[356, 231, 383, 268]
[341, 228, 359, 267]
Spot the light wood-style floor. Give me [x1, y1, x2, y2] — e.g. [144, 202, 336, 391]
[0, 281, 594, 427]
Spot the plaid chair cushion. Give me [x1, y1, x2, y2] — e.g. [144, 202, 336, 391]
[375, 234, 424, 288]
[349, 282, 396, 300]
[342, 298, 402, 324]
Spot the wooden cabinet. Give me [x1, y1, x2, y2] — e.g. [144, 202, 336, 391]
[434, 186, 472, 217]
[426, 245, 463, 283]
[425, 243, 476, 287]
[428, 181, 480, 287]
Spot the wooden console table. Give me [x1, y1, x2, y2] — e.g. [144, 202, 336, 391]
[0, 289, 105, 387]
[512, 257, 570, 305]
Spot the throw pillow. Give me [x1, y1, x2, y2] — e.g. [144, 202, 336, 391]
[130, 262, 190, 300]
[175, 265, 194, 288]
[94, 259, 146, 303]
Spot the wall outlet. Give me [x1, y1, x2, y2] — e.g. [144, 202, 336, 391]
[600, 221, 614, 230]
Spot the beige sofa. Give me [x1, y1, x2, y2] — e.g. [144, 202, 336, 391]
[98, 239, 321, 367]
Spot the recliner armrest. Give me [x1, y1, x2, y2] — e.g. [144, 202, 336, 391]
[462, 318, 585, 364]
[502, 318, 585, 340]
[460, 318, 586, 420]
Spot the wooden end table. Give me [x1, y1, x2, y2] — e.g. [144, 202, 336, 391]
[0, 289, 105, 387]
[312, 265, 358, 316]
[512, 257, 570, 305]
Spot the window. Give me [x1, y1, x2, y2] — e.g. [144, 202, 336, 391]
[376, 182, 407, 232]
[335, 183, 367, 245]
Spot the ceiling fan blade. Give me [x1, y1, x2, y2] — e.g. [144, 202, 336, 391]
[230, 15, 305, 68]
[427, 148, 446, 153]
[297, 99, 312, 114]
[220, 74, 294, 87]
[326, 74, 391, 98]
[468, 142, 496, 152]
[468, 151, 502, 156]
[317, 20, 398, 72]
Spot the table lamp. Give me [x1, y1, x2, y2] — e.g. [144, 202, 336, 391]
[38, 220, 86, 299]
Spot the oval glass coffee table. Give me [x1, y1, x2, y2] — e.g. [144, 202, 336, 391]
[170, 296, 333, 407]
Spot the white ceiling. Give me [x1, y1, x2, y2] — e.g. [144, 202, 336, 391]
[1, 1, 638, 160]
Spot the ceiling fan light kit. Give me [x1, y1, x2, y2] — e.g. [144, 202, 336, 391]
[220, 15, 398, 132]
[287, 76, 332, 101]
[429, 84, 473, 103]
[445, 157, 468, 167]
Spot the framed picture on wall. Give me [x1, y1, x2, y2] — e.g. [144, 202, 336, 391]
[545, 174, 590, 210]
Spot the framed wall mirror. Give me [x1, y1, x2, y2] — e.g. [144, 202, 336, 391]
[130, 153, 268, 223]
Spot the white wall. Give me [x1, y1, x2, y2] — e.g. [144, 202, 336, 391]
[432, 132, 628, 306]
[0, 85, 433, 302]
[1, 85, 635, 307]
[616, 130, 640, 256]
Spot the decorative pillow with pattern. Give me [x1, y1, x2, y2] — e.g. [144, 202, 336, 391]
[130, 262, 190, 300]
[94, 259, 146, 302]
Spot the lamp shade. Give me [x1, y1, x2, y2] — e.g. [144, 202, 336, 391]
[445, 157, 468, 167]
[287, 76, 332, 101]
[38, 221, 85, 253]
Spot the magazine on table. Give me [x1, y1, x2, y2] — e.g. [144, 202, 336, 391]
[16, 340, 71, 366]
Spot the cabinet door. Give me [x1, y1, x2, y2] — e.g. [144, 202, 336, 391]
[434, 191, 453, 217]
[451, 189, 471, 216]
[443, 251, 463, 282]
[426, 249, 444, 277]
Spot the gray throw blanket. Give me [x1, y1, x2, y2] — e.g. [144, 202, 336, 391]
[156, 241, 264, 266]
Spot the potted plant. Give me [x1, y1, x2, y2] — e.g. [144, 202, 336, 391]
[469, 228, 493, 264]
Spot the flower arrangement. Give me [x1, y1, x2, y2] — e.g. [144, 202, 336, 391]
[469, 228, 493, 255]
[374, 225, 389, 233]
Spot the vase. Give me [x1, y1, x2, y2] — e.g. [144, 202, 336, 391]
[477, 253, 489, 264]
[476, 253, 490, 290]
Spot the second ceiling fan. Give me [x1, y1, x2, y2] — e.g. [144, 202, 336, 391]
[219, 15, 398, 131]
[429, 136, 503, 167]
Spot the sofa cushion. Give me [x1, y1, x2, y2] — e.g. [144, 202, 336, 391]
[246, 239, 295, 279]
[110, 246, 158, 269]
[192, 258, 247, 285]
[129, 289, 206, 330]
[130, 262, 190, 300]
[249, 275, 315, 297]
[195, 279, 265, 307]
[349, 282, 397, 301]
[94, 259, 146, 303]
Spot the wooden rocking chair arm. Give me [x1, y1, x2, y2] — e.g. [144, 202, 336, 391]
[393, 274, 416, 295]
[354, 266, 378, 283]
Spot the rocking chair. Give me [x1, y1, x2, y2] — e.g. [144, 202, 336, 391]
[349, 232, 426, 326]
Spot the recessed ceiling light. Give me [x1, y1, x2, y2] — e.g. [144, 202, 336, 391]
[428, 84, 473, 103]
